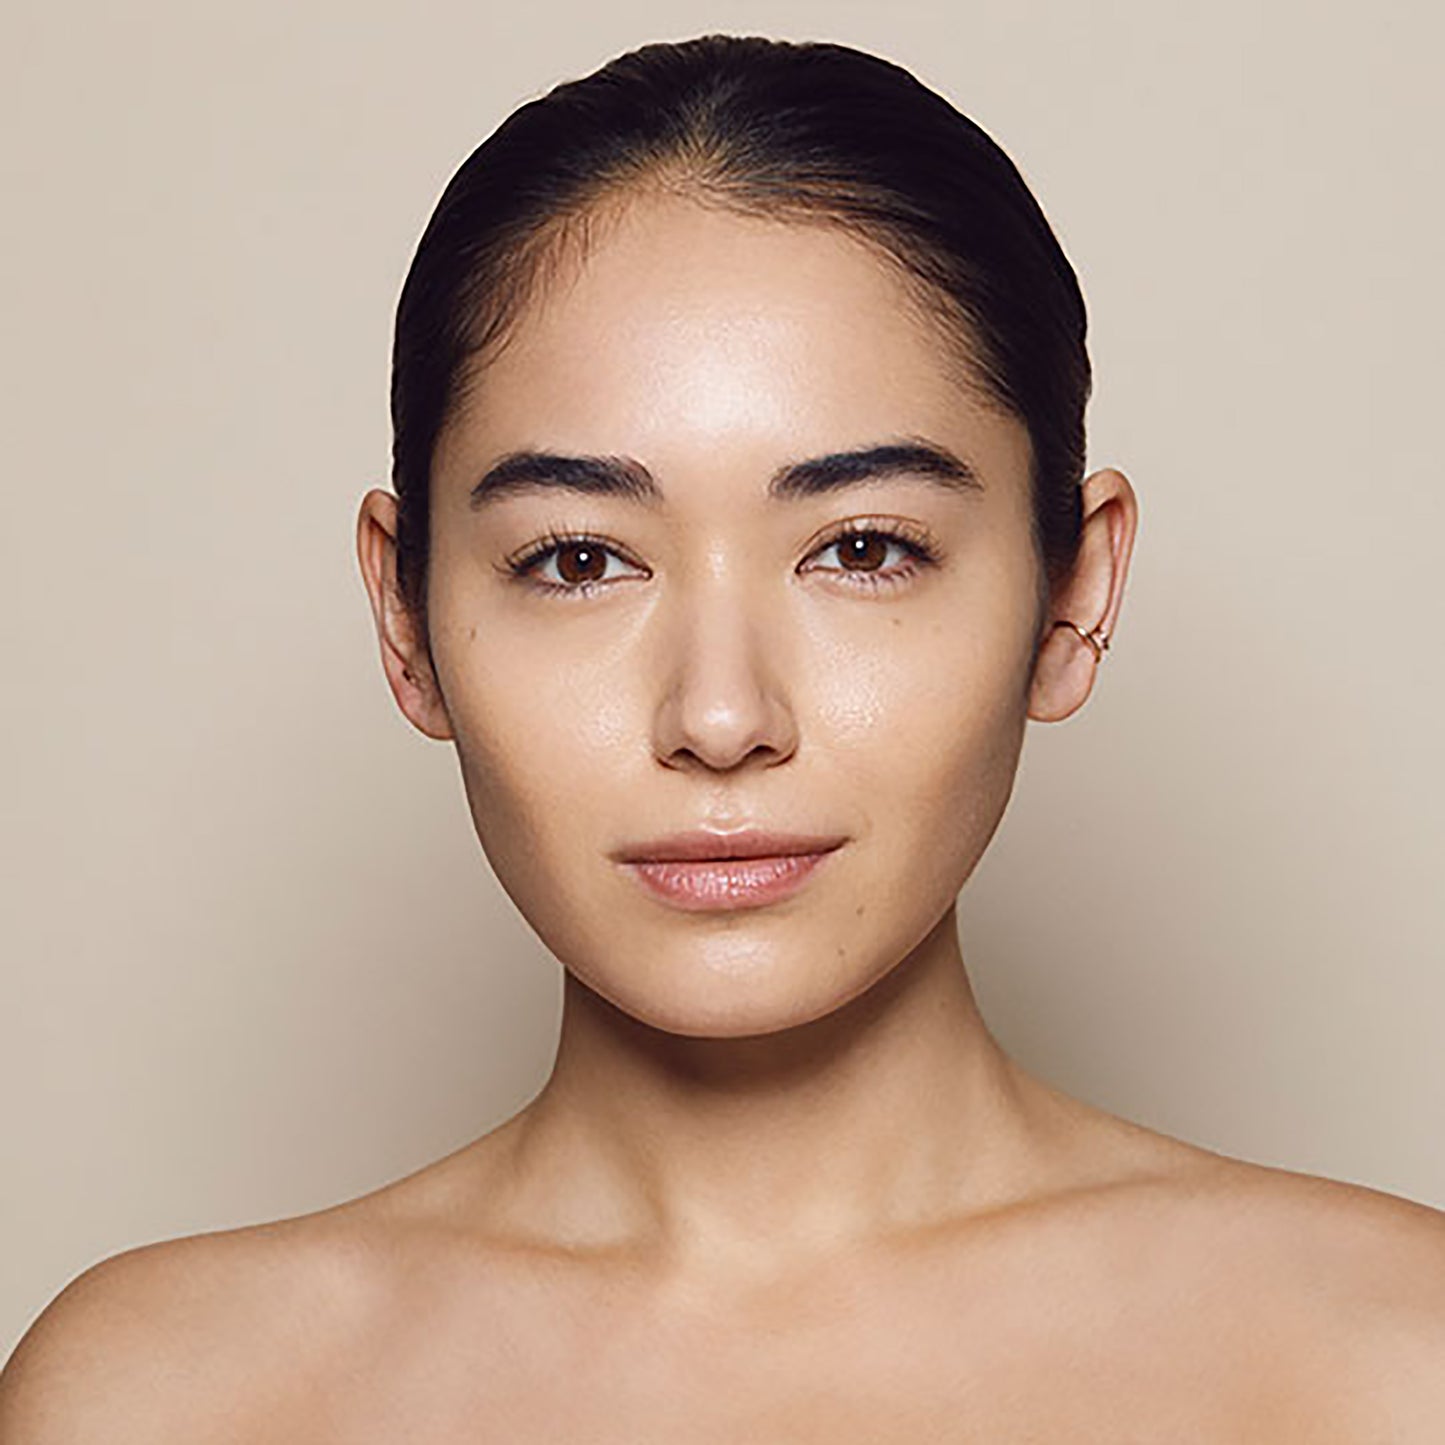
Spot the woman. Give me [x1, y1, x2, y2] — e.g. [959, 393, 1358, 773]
[3, 32, 1442, 1441]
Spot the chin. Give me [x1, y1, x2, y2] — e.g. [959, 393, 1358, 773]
[568, 937, 898, 1041]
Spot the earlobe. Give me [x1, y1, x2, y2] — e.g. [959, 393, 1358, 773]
[1027, 621, 1101, 722]
[355, 489, 455, 742]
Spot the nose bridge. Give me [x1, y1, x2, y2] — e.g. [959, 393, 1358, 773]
[652, 561, 797, 771]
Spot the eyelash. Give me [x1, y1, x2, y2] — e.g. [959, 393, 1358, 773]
[498, 520, 942, 600]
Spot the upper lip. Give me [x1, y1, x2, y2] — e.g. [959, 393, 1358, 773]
[614, 828, 849, 864]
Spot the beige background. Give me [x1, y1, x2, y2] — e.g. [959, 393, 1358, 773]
[3, 0, 1441, 1356]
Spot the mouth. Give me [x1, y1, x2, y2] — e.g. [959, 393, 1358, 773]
[616, 834, 846, 912]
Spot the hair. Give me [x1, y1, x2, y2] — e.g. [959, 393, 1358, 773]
[390, 33, 1090, 650]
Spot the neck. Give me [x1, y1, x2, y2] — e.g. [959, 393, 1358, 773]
[491, 905, 1062, 1281]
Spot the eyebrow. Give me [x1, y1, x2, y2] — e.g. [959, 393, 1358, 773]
[467, 437, 984, 510]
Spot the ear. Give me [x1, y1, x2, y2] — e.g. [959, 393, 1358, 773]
[1027, 466, 1138, 723]
[355, 488, 454, 741]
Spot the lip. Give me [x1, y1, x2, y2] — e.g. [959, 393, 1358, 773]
[613, 828, 849, 863]
[613, 828, 848, 912]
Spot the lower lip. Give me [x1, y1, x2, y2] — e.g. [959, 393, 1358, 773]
[622, 849, 839, 911]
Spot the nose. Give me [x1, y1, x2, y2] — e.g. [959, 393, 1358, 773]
[651, 581, 799, 774]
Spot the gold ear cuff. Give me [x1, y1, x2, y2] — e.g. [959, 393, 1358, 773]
[1052, 619, 1111, 664]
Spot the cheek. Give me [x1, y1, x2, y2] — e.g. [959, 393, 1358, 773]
[904, 672, 1029, 904]
[432, 614, 637, 918]
[426, 619, 553, 858]
[814, 577, 1036, 899]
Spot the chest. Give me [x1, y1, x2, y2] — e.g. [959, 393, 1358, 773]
[307, 1279, 1355, 1445]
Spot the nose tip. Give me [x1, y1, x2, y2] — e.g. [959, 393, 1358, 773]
[651, 602, 799, 772]
[657, 701, 797, 773]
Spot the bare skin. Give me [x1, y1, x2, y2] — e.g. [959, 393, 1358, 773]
[5, 1121, 1444, 1442]
[4, 190, 1443, 1440]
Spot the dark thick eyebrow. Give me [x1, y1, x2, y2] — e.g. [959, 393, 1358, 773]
[468, 437, 983, 510]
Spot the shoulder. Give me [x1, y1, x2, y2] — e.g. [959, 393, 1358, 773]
[1242, 1163, 1445, 1428]
[0, 1215, 387, 1444]
[0, 1127, 541, 1442]
[1177, 1154, 1445, 1305]
[1136, 1153, 1445, 1433]
[1031, 1101, 1445, 1434]
[1054, 1107, 1445, 1311]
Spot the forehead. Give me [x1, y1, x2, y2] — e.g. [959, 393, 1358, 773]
[437, 193, 1028, 497]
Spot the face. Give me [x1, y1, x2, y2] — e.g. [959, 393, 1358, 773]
[405, 192, 1049, 1038]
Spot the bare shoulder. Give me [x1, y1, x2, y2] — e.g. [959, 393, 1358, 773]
[1180, 1152, 1445, 1303]
[1242, 1160, 1445, 1367]
[1054, 1094, 1445, 1306]
[1145, 1148, 1445, 1434]
[1029, 1088, 1445, 1435]
[0, 1212, 387, 1444]
[0, 1133, 519, 1444]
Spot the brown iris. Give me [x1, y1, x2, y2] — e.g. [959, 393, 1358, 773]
[837, 532, 888, 571]
[555, 543, 608, 585]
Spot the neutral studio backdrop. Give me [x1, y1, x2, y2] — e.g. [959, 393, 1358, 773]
[3, 0, 1441, 1354]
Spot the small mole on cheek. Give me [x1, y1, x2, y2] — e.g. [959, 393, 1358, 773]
[855, 903, 865, 917]
[468, 626, 476, 642]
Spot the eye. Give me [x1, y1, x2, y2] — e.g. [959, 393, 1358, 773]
[499, 520, 941, 600]
[804, 523, 941, 591]
[500, 529, 647, 599]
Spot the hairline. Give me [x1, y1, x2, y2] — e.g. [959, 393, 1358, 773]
[436, 177, 1023, 470]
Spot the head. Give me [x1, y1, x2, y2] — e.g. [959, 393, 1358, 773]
[358, 34, 1136, 1038]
